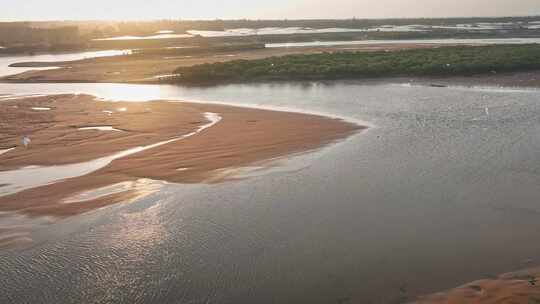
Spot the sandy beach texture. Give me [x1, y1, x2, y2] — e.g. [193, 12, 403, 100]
[0, 94, 362, 217]
[414, 267, 540, 304]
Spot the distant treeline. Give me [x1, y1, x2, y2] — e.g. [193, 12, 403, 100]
[172, 44, 540, 84]
[184, 16, 540, 29]
[21, 16, 540, 34]
[3, 17, 540, 54]
[0, 23, 81, 47]
[7, 16, 540, 40]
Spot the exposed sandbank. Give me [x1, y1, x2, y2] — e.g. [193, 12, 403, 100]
[0, 94, 362, 217]
[414, 267, 540, 304]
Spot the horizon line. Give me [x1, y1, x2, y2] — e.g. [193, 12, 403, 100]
[2, 14, 540, 23]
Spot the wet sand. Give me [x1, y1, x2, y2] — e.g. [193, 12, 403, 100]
[0, 94, 208, 168]
[0, 95, 362, 217]
[414, 267, 540, 304]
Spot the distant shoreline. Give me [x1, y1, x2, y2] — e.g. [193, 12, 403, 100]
[4, 44, 540, 89]
[170, 45, 540, 85]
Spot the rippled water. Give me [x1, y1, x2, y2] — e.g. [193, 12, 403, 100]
[1, 81, 540, 303]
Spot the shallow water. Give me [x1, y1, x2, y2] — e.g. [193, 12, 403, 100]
[93, 34, 193, 41]
[63, 178, 165, 204]
[77, 126, 122, 131]
[187, 27, 371, 37]
[0, 148, 15, 155]
[266, 37, 540, 48]
[186, 21, 540, 37]
[0, 112, 221, 196]
[0, 50, 131, 77]
[1, 81, 540, 303]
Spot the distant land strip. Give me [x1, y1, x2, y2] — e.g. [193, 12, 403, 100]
[172, 44, 540, 84]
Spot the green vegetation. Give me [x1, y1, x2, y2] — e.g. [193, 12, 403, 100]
[173, 44, 540, 84]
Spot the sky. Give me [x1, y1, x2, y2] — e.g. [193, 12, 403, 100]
[2, 0, 540, 21]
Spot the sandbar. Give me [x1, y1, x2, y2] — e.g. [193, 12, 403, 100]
[0, 94, 362, 217]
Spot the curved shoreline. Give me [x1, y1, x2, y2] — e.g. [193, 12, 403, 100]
[0, 94, 363, 217]
[1, 61, 540, 303]
[0, 112, 222, 196]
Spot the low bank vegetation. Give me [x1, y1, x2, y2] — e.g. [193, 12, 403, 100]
[173, 44, 540, 84]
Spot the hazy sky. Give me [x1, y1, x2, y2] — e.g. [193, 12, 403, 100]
[3, 0, 540, 21]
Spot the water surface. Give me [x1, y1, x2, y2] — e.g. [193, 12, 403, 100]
[0, 112, 221, 196]
[186, 21, 540, 37]
[0, 50, 131, 77]
[93, 34, 193, 41]
[1, 82, 540, 303]
[187, 27, 371, 37]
